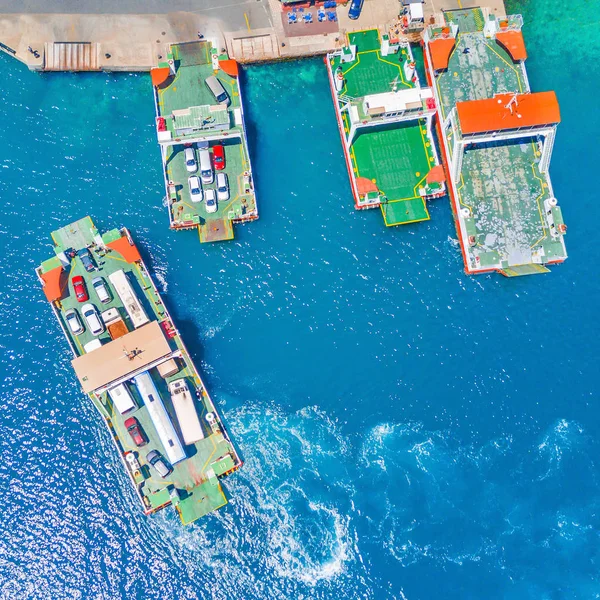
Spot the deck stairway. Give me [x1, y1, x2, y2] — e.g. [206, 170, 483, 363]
[44, 42, 100, 71]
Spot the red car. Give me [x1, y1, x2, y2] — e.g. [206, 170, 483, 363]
[124, 417, 148, 447]
[72, 275, 89, 303]
[213, 145, 225, 171]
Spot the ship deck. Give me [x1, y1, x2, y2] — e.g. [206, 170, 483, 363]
[428, 8, 567, 272]
[38, 217, 240, 524]
[155, 42, 257, 242]
[330, 29, 439, 226]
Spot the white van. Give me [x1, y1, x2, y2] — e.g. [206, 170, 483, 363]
[216, 172, 229, 201]
[107, 383, 137, 415]
[184, 147, 197, 173]
[199, 149, 213, 184]
[205, 75, 230, 106]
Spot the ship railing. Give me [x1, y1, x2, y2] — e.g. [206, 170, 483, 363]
[498, 14, 523, 31]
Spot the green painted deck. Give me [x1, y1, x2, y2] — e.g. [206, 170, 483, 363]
[435, 32, 526, 121]
[38, 217, 240, 524]
[158, 44, 241, 115]
[329, 29, 440, 226]
[165, 141, 254, 233]
[458, 138, 558, 267]
[430, 9, 567, 270]
[155, 41, 257, 242]
[337, 33, 413, 98]
[350, 121, 432, 224]
[444, 7, 485, 33]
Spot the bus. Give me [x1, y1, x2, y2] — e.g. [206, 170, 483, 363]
[107, 270, 149, 329]
[133, 371, 185, 465]
[168, 379, 204, 445]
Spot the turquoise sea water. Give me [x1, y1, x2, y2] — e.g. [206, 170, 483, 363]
[0, 2, 598, 597]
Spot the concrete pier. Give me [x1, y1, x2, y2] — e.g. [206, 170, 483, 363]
[0, 0, 506, 71]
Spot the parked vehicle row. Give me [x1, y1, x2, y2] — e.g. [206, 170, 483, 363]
[125, 415, 173, 477]
[66, 271, 113, 336]
[185, 144, 229, 213]
[184, 144, 225, 176]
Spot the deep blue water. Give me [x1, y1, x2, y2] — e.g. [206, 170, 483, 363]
[0, 2, 598, 597]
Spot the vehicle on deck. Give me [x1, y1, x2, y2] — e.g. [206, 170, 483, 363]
[81, 303, 104, 336]
[205, 75, 230, 106]
[184, 147, 197, 173]
[348, 0, 364, 19]
[216, 172, 229, 201]
[146, 449, 172, 478]
[108, 383, 137, 415]
[124, 416, 148, 447]
[65, 308, 84, 335]
[188, 176, 203, 202]
[72, 275, 88, 302]
[199, 149, 213, 184]
[213, 145, 225, 171]
[205, 189, 217, 213]
[77, 248, 96, 272]
[92, 276, 111, 304]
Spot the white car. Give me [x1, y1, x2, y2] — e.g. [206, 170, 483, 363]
[65, 308, 84, 335]
[205, 189, 217, 213]
[81, 303, 105, 336]
[188, 176, 203, 202]
[216, 172, 229, 201]
[92, 277, 111, 304]
[184, 147, 197, 173]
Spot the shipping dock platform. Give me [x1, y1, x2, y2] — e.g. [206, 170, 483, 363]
[36, 217, 241, 524]
[151, 41, 257, 243]
[326, 29, 445, 227]
[423, 9, 567, 276]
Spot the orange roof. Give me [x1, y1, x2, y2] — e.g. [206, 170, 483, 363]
[426, 165, 446, 184]
[41, 265, 68, 302]
[496, 31, 527, 61]
[456, 92, 560, 135]
[106, 235, 142, 263]
[219, 59, 239, 78]
[428, 38, 455, 71]
[356, 177, 378, 195]
[151, 67, 171, 87]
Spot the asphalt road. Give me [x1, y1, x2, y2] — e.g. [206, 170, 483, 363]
[0, 0, 273, 32]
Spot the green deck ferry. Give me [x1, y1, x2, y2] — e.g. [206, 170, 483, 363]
[151, 41, 257, 243]
[36, 217, 241, 525]
[423, 8, 567, 276]
[326, 29, 445, 227]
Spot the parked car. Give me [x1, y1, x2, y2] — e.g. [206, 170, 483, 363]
[146, 450, 172, 478]
[124, 417, 148, 447]
[188, 176, 203, 202]
[216, 172, 230, 201]
[348, 0, 364, 19]
[72, 275, 89, 302]
[77, 248, 96, 272]
[81, 303, 105, 336]
[92, 276, 111, 304]
[64, 308, 84, 335]
[213, 145, 225, 170]
[184, 147, 197, 173]
[205, 189, 217, 213]
[199, 149, 214, 184]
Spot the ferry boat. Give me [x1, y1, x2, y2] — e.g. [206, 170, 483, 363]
[150, 41, 258, 243]
[325, 29, 445, 227]
[423, 8, 567, 276]
[36, 217, 241, 525]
